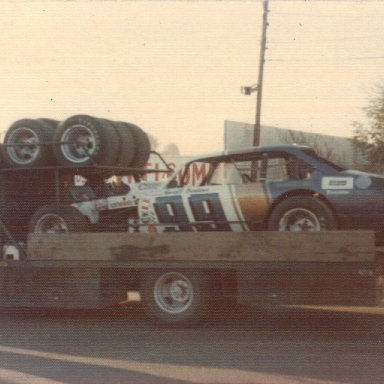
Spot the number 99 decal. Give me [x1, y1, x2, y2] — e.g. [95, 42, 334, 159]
[154, 193, 230, 232]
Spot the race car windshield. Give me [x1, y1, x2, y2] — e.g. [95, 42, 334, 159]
[302, 149, 345, 171]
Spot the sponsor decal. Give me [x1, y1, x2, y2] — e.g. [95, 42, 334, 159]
[321, 177, 354, 190]
[325, 190, 351, 195]
[140, 198, 155, 224]
[186, 187, 209, 193]
[108, 197, 135, 210]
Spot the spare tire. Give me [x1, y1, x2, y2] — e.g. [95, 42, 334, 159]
[112, 122, 136, 168]
[37, 118, 60, 130]
[52, 115, 119, 166]
[122, 122, 151, 168]
[29, 205, 89, 234]
[2, 119, 56, 167]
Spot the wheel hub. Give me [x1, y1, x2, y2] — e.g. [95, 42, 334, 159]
[279, 208, 321, 232]
[169, 280, 190, 303]
[61, 125, 97, 163]
[7, 127, 40, 164]
[154, 272, 194, 314]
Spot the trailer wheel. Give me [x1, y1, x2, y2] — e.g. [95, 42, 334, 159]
[29, 205, 88, 234]
[268, 196, 337, 232]
[2, 119, 55, 167]
[53, 115, 119, 166]
[140, 271, 212, 326]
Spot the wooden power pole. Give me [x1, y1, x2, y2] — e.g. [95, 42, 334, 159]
[253, 0, 269, 146]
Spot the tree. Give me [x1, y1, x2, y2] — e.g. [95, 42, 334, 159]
[162, 143, 180, 156]
[147, 133, 159, 151]
[278, 129, 351, 167]
[353, 85, 384, 172]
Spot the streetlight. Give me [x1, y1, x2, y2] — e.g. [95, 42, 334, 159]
[241, 84, 259, 96]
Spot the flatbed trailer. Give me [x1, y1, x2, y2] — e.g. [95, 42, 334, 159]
[0, 231, 383, 326]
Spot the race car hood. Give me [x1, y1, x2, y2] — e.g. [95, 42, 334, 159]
[342, 169, 384, 180]
[340, 169, 384, 189]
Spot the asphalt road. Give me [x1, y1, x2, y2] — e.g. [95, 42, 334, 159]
[0, 304, 383, 384]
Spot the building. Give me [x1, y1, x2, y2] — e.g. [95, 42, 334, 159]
[224, 120, 359, 169]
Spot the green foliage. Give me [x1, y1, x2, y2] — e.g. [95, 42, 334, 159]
[353, 85, 384, 172]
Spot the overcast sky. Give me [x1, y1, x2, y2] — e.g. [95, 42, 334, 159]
[1, 1, 383, 155]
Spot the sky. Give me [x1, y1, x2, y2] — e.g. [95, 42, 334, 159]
[0, 1, 383, 155]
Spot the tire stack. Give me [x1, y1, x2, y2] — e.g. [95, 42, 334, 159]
[1, 115, 151, 170]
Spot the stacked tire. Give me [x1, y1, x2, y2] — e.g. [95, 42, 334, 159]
[1, 115, 151, 170]
[1, 118, 58, 168]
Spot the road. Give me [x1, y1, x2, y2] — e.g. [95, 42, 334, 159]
[0, 303, 383, 384]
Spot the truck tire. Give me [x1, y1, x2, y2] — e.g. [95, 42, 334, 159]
[267, 196, 337, 232]
[37, 118, 60, 130]
[2, 119, 55, 167]
[52, 115, 119, 166]
[113, 122, 136, 168]
[125, 123, 151, 168]
[140, 270, 212, 326]
[29, 205, 88, 234]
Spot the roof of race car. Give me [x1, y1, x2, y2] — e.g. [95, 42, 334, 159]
[191, 144, 312, 162]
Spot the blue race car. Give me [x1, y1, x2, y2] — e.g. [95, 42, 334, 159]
[135, 145, 384, 236]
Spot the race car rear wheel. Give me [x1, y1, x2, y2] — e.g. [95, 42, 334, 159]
[29, 205, 88, 234]
[140, 270, 212, 326]
[267, 196, 337, 232]
[53, 115, 119, 166]
[2, 119, 55, 167]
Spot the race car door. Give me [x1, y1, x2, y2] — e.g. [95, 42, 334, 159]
[152, 159, 268, 232]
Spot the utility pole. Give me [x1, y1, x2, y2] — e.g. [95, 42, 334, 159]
[253, 0, 269, 146]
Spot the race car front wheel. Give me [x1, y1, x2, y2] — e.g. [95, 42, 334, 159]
[140, 270, 212, 326]
[29, 205, 89, 234]
[267, 196, 337, 232]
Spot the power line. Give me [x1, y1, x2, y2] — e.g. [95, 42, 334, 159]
[272, 11, 384, 19]
[269, 35, 381, 44]
[267, 56, 384, 62]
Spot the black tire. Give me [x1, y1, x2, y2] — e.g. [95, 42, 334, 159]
[52, 115, 119, 166]
[267, 196, 337, 232]
[2, 119, 55, 167]
[112, 122, 136, 168]
[29, 205, 88, 234]
[140, 270, 212, 326]
[37, 118, 60, 129]
[124, 123, 151, 168]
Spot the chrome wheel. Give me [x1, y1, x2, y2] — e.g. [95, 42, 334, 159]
[278, 208, 321, 232]
[153, 272, 194, 314]
[5, 127, 41, 165]
[34, 214, 69, 234]
[60, 124, 98, 164]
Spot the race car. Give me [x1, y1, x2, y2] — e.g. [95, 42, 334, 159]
[22, 144, 384, 240]
[133, 144, 384, 236]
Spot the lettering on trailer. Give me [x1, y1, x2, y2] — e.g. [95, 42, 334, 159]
[154, 192, 229, 232]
